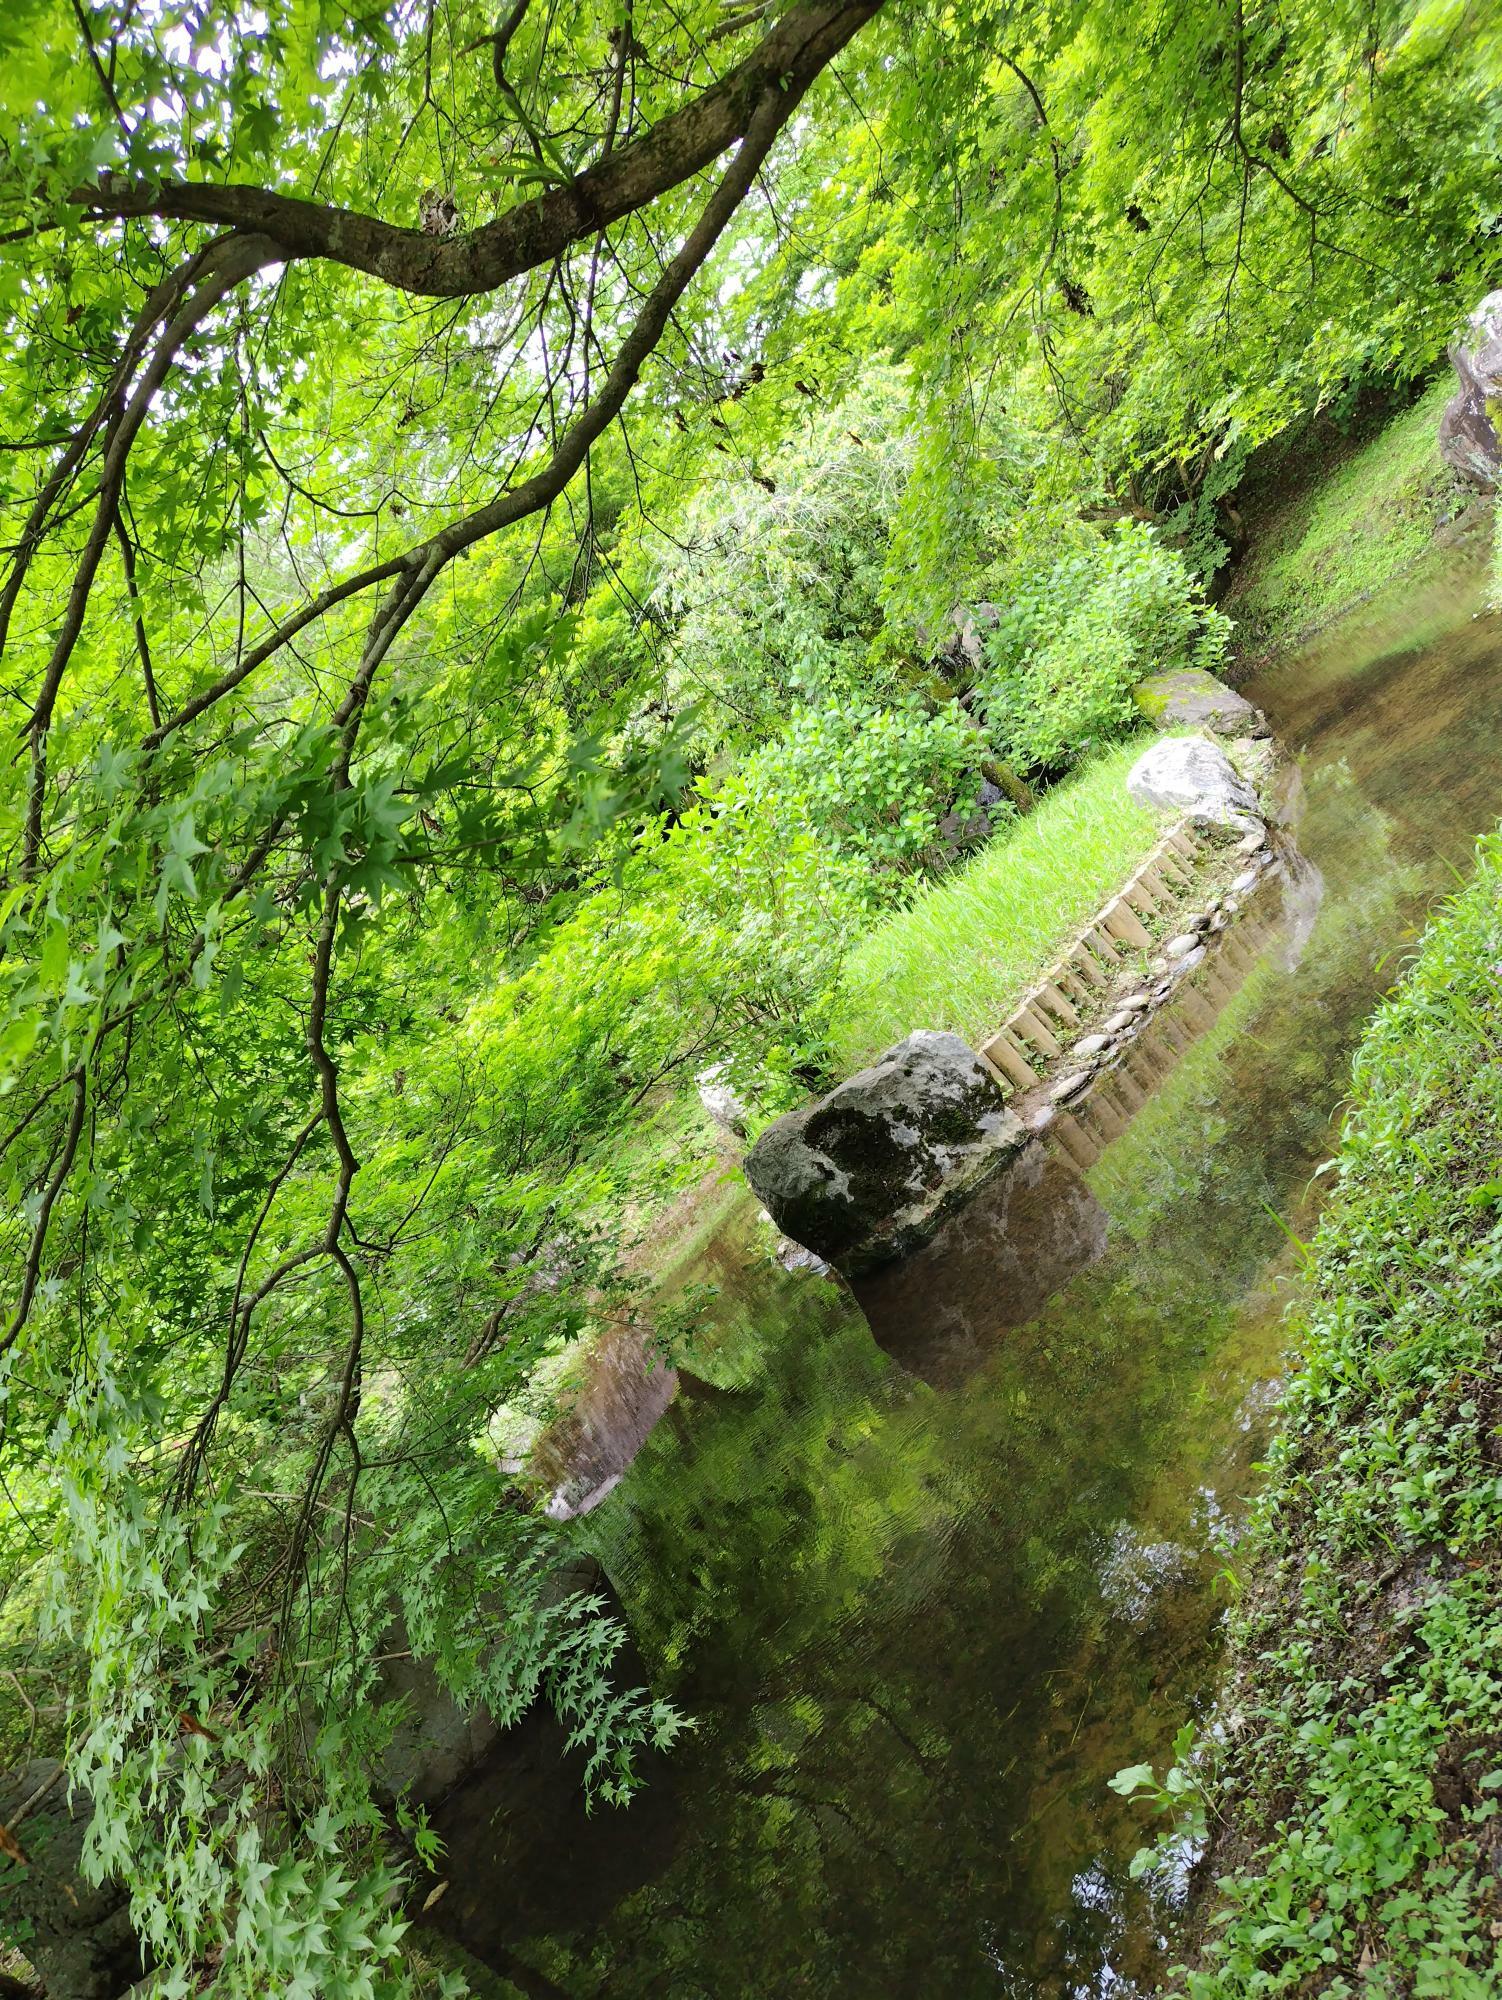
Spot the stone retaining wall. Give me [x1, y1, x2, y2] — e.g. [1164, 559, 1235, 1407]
[976, 822, 1204, 1094]
[975, 817, 1284, 1119]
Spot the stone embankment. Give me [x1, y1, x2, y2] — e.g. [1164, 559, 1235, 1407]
[748, 726, 1286, 1274]
[980, 816, 1283, 1130]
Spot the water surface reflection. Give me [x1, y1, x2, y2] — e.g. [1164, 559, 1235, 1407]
[428, 547, 1502, 1997]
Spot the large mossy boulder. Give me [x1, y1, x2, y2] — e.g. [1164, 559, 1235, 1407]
[744, 1030, 1026, 1276]
[1134, 667, 1268, 739]
[1438, 290, 1502, 489]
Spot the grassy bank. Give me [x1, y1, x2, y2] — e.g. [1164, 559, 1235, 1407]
[1168, 827, 1502, 1995]
[831, 739, 1158, 1068]
[1223, 379, 1467, 662]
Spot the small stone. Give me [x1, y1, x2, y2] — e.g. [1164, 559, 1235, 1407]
[1149, 956, 1169, 977]
[1074, 1032, 1111, 1058]
[1051, 1071, 1091, 1102]
[1232, 868, 1260, 895]
[1170, 944, 1206, 976]
[1104, 1009, 1137, 1035]
[1223, 895, 1240, 915]
[1165, 933, 1201, 960]
[1188, 910, 1214, 932]
[777, 1239, 831, 1276]
[1209, 912, 1228, 932]
[1234, 827, 1269, 855]
[1153, 981, 1172, 1000]
[1122, 992, 1151, 1012]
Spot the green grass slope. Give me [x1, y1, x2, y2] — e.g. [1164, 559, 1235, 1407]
[830, 740, 1158, 1068]
[1224, 380, 1469, 661]
[1175, 828, 1502, 1996]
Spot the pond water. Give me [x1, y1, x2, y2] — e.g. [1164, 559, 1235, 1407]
[427, 540, 1502, 1997]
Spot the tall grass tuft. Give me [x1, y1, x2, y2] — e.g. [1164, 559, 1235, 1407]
[832, 739, 1160, 1066]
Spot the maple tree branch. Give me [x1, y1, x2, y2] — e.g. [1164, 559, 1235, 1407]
[68, 3, 881, 298]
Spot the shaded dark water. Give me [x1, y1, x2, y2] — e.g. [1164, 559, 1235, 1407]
[429, 546, 1502, 1996]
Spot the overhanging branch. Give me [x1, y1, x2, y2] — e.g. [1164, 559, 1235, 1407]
[69, 2, 882, 299]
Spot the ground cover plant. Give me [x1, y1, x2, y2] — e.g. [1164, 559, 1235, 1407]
[831, 743, 1158, 1068]
[1120, 831, 1502, 1993]
[1223, 380, 1471, 658]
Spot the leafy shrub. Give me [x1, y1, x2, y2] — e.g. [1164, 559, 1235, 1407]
[651, 384, 914, 747]
[976, 521, 1231, 772]
[741, 698, 993, 903]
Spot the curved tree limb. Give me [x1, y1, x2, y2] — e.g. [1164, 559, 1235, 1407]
[67, 2, 881, 298]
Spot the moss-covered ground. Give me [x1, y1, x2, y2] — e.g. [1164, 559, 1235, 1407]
[1223, 379, 1471, 663]
[1161, 829, 1502, 1996]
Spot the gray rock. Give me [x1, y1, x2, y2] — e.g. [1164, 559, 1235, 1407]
[1232, 867, 1260, 894]
[1170, 944, 1207, 976]
[1122, 992, 1150, 1012]
[374, 1554, 604, 1806]
[1103, 1009, 1137, 1035]
[1126, 735, 1261, 832]
[1073, 1032, 1112, 1058]
[938, 600, 1003, 670]
[375, 1618, 503, 1807]
[1149, 955, 1169, 976]
[1439, 291, 1502, 489]
[777, 1238, 831, 1276]
[0, 1760, 143, 1999]
[697, 1062, 749, 1138]
[1134, 666, 1270, 739]
[1235, 828, 1269, 855]
[743, 1030, 1026, 1275]
[1051, 1071, 1091, 1103]
[1165, 932, 1202, 960]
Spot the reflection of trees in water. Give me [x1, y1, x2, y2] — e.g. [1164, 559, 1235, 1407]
[442, 765, 1450, 1999]
[470, 1295, 1226, 1996]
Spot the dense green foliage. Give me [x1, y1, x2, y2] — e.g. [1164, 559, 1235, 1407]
[1120, 832, 1502, 1993]
[978, 525, 1231, 771]
[0, 0, 1497, 1990]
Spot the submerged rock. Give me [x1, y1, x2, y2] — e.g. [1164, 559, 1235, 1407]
[1134, 666, 1269, 739]
[1099, 1523, 1192, 1627]
[1126, 734, 1261, 833]
[1439, 290, 1502, 489]
[743, 1030, 1026, 1275]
